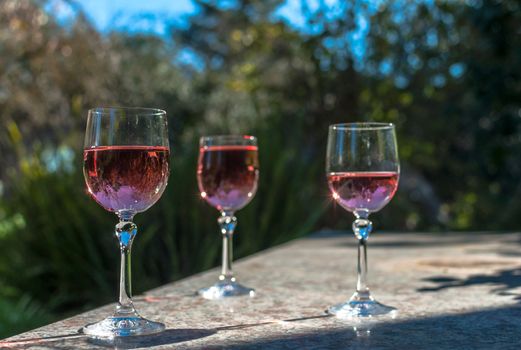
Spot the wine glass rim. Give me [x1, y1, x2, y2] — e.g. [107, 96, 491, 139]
[89, 107, 166, 116]
[200, 134, 257, 142]
[330, 122, 395, 130]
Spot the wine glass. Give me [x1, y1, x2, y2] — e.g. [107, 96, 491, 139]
[197, 135, 259, 299]
[82, 107, 170, 337]
[326, 122, 399, 318]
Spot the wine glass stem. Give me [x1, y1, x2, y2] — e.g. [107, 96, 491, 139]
[356, 238, 370, 296]
[219, 211, 237, 280]
[222, 233, 234, 278]
[115, 219, 137, 314]
[119, 246, 133, 310]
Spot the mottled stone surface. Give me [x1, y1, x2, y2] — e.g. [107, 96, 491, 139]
[3, 231, 521, 349]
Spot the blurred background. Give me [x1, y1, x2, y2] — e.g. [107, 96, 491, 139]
[1, 0, 520, 337]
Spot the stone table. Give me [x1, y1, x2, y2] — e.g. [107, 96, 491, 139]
[3, 232, 521, 349]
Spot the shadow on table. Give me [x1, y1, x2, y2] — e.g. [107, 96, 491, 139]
[0, 328, 215, 349]
[86, 329, 216, 349]
[418, 267, 521, 302]
[214, 314, 331, 332]
[217, 305, 521, 349]
[4, 306, 521, 349]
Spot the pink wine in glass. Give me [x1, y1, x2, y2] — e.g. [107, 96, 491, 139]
[197, 145, 259, 211]
[84, 145, 170, 213]
[328, 172, 399, 213]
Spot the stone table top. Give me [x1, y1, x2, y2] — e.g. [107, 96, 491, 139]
[3, 231, 521, 349]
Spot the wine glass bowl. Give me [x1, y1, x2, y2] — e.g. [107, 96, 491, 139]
[197, 136, 259, 212]
[84, 145, 169, 214]
[82, 107, 169, 338]
[197, 135, 259, 300]
[326, 122, 399, 318]
[327, 172, 399, 214]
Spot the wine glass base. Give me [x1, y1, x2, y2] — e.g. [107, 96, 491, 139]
[198, 280, 255, 300]
[327, 299, 397, 319]
[82, 314, 165, 338]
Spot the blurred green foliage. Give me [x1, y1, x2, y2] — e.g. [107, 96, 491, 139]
[0, 0, 520, 338]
